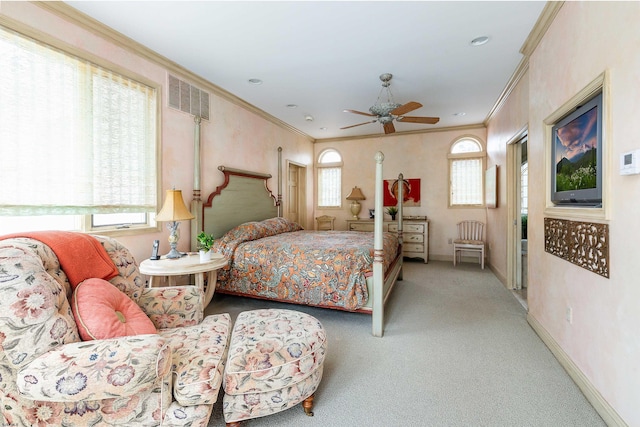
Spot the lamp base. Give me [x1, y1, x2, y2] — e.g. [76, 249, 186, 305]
[165, 247, 186, 259]
[350, 201, 362, 220]
[165, 221, 186, 259]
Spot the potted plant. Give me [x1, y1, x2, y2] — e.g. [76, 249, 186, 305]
[196, 231, 215, 262]
[386, 206, 398, 221]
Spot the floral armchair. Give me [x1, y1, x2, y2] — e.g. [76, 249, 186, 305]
[0, 234, 231, 426]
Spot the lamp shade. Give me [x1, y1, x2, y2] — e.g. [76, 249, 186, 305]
[155, 190, 195, 222]
[346, 186, 366, 201]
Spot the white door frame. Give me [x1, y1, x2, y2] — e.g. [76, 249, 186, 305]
[506, 127, 527, 290]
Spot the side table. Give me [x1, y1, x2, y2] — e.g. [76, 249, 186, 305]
[139, 253, 227, 307]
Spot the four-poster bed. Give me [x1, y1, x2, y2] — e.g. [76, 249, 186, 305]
[192, 148, 403, 337]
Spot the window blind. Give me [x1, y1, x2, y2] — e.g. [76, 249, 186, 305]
[450, 158, 483, 205]
[317, 167, 341, 207]
[0, 26, 157, 216]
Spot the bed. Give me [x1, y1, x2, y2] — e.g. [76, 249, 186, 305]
[191, 148, 403, 337]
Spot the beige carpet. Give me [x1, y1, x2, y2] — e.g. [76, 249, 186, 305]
[205, 260, 604, 426]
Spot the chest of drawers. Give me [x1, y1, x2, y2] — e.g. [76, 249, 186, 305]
[346, 219, 429, 263]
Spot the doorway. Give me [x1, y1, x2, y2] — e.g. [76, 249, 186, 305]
[507, 131, 528, 308]
[286, 161, 307, 228]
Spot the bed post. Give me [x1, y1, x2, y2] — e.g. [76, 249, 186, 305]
[373, 151, 385, 337]
[191, 115, 203, 251]
[397, 173, 404, 281]
[277, 146, 283, 217]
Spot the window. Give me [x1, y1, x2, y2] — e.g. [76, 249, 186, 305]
[317, 149, 342, 208]
[448, 137, 485, 206]
[0, 25, 158, 234]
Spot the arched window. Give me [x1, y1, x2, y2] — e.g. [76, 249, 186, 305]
[317, 148, 343, 208]
[448, 137, 485, 206]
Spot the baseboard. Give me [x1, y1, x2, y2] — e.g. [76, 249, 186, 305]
[487, 262, 506, 285]
[527, 314, 627, 427]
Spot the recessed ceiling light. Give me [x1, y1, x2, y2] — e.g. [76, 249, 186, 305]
[454, 112, 466, 116]
[248, 78, 263, 85]
[286, 104, 298, 108]
[320, 127, 327, 131]
[304, 115, 314, 122]
[470, 36, 490, 46]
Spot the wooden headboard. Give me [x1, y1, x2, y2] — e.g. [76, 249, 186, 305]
[202, 166, 279, 239]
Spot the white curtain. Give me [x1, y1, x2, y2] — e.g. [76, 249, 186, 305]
[0, 26, 157, 215]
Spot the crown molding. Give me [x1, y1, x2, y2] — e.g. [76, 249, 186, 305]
[35, 1, 314, 143]
[484, 1, 564, 126]
[520, 1, 564, 57]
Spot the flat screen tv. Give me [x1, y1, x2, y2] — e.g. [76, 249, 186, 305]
[551, 92, 603, 206]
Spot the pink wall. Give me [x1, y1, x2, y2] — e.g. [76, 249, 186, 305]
[0, 2, 314, 263]
[486, 71, 529, 282]
[487, 2, 640, 424]
[315, 127, 487, 260]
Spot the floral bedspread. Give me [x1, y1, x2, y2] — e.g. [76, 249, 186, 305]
[213, 217, 399, 311]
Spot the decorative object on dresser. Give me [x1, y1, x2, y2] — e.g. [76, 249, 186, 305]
[346, 185, 366, 219]
[347, 218, 429, 263]
[155, 189, 195, 258]
[453, 220, 486, 269]
[386, 206, 398, 220]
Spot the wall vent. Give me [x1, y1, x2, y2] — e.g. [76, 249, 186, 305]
[168, 74, 210, 120]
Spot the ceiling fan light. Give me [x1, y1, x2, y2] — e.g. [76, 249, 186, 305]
[369, 102, 401, 116]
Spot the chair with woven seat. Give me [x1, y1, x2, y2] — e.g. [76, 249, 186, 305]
[315, 215, 335, 231]
[453, 220, 486, 269]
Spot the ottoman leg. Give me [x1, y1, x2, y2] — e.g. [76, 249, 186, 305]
[302, 394, 315, 417]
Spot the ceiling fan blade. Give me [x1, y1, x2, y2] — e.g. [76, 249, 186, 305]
[397, 116, 440, 124]
[340, 119, 377, 130]
[391, 101, 422, 116]
[383, 122, 396, 134]
[343, 109, 376, 117]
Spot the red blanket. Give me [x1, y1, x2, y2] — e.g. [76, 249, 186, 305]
[0, 231, 119, 288]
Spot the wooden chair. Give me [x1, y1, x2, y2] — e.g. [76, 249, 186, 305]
[453, 220, 485, 269]
[315, 215, 335, 231]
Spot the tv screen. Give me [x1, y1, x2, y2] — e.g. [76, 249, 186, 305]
[551, 92, 603, 206]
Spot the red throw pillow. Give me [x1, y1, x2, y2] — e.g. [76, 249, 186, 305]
[72, 278, 156, 340]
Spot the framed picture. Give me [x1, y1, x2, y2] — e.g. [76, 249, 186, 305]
[485, 165, 497, 208]
[383, 178, 421, 207]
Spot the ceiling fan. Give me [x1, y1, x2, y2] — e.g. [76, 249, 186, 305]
[341, 73, 439, 135]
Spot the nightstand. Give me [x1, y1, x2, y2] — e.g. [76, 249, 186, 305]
[139, 253, 227, 307]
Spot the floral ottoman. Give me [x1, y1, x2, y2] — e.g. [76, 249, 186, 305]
[222, 309, 327, 426]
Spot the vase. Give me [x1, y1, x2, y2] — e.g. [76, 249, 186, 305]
[199, 249, 212, 262]
[391, 214, 397, 221]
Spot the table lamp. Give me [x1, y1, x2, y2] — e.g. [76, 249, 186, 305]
[346, 186, 366, 219]
[155, 189, 195, 259]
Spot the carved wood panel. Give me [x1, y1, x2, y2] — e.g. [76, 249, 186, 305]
[544, 217, 609, 278]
